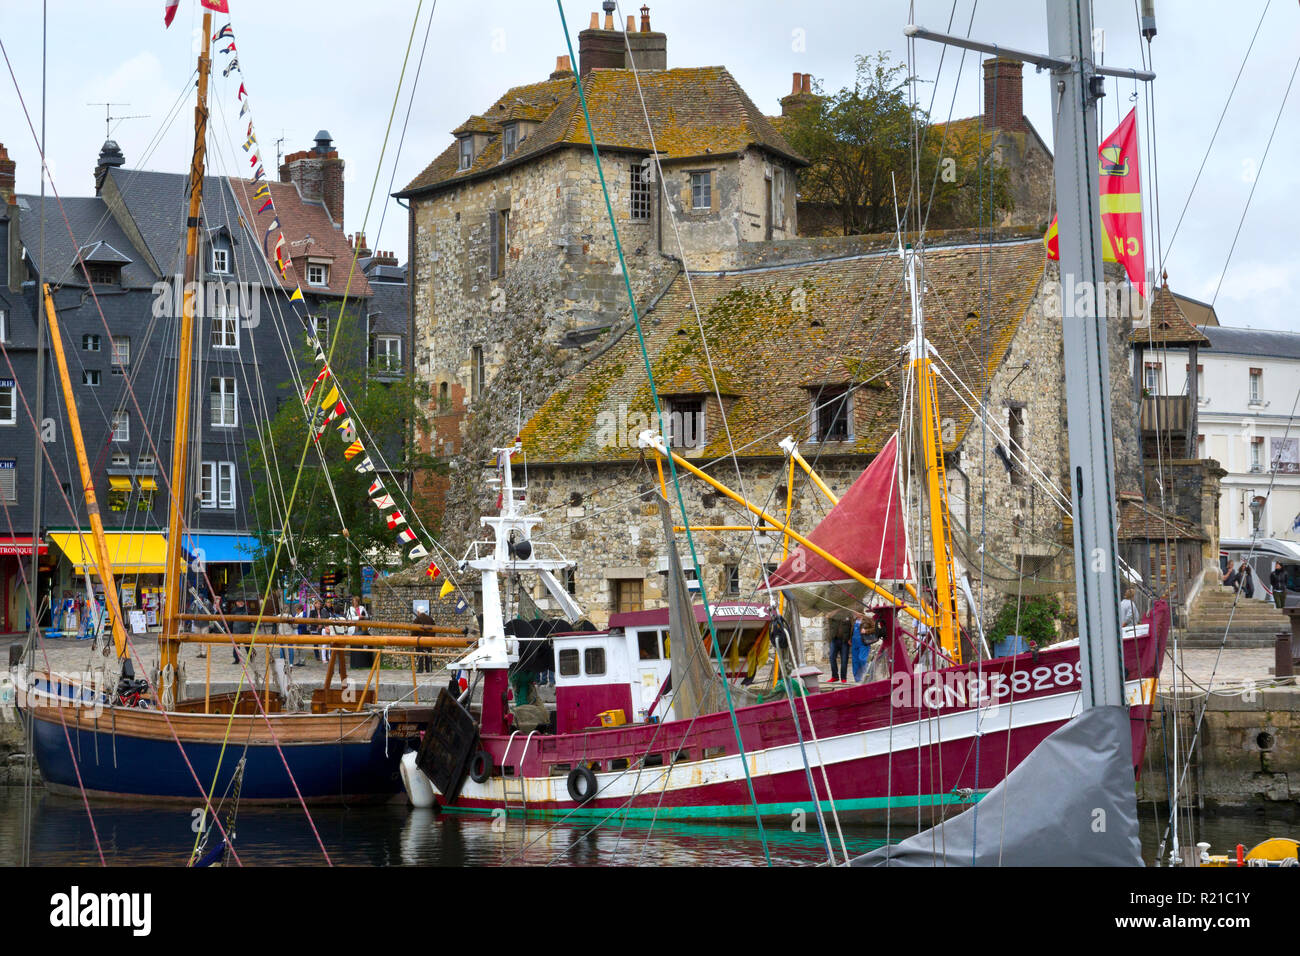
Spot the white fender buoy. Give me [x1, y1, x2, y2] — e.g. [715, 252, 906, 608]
[400, 751, 436, 808]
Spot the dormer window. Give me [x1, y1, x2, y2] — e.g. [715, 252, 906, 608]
[502, 123, 519, 159]
[458, 136, 474, 171]
[809, 386, 852, 442]
[212, 247, 229, 274]
[306, 261, 329, 287]
[666, 398, 705, 449]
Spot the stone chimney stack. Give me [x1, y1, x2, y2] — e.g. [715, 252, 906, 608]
[578, 4, 665, 75]
[983, 57, 1026, 132]
[94, 139, 125, 195]
[0, 143, 15, 206]
[279, 130, 345, 228]
[550, 55, 574, 80]
[779, 73, 817, 116]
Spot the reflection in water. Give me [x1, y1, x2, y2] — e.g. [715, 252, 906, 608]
[1, 789, 1292, 866]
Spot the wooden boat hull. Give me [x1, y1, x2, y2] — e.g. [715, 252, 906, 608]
[429, 625, 1165, 823]
[22, 690, 405, 805]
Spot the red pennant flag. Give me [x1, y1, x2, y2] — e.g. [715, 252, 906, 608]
[164, 1, 179, 27]
[202, 1, 231, 14]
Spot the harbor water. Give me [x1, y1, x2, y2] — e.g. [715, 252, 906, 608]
[0, 789, 1291, 866]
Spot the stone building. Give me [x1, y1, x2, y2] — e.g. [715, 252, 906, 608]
[394, 8, 806, 536]
[510, 235, 1141, 640]
[780, 57, 1056, 238]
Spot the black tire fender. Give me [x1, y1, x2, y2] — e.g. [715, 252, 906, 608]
[469, 749, 493, 784]
[566, 765, 598, 804]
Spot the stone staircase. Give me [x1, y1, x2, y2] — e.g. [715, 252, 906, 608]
[1182, 586, 1290, 648]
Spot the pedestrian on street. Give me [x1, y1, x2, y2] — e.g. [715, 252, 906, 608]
[1271, 561, 1288, 610]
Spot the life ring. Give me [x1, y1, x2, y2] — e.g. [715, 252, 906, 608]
[566, 765, 598, 804]
[469, 750, 493, 784]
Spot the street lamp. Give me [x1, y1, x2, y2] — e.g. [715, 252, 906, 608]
[1249, 496, 1264, 537]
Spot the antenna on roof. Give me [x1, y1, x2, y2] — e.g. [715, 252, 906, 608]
[86, 102, 149, 139]
[275, 130, 289, 169]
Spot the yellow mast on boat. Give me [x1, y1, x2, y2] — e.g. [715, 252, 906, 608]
[903, 243, 962, 664]
[41, 286, 130, 660]
[159, 10, 213, 704]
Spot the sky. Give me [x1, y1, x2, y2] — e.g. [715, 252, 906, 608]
[1, 0, 1297, 330]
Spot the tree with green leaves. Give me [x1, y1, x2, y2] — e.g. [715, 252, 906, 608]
[781, 53, 1013, 235]
[246, 305, 436, 603]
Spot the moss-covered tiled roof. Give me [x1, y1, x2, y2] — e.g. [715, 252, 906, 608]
[520, 239, 1047, 463]
[398, 67, 805, 197]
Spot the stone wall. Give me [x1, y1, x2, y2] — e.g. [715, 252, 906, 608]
[1138, 688, 1300, 808]
[1144, 458, 1227, 578]
[409, 144, 800, 546]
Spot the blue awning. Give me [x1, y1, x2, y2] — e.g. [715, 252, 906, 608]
[181, 534, 260, 565]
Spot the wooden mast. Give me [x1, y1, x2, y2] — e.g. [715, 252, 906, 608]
[41, 285, 130, 660]
[160, 11, 213, 704]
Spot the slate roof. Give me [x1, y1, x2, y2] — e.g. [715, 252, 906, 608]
[1198, 325, 1300, 361]
[105, 168, 239, 276]
[519, 238, 1047, 463]
[77, 240, 133, 265]
[398, 67, 805, 197]
[365, 274, 408, 337]
[1130, 284, 1210, 347]
[16, 194, 156, 289]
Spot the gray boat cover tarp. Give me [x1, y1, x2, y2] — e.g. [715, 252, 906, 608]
[851, 705, 1143, 866]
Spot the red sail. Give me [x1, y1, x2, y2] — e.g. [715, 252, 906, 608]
[766, 432, 911, 604]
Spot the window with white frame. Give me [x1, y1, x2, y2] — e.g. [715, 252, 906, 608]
[372, 335, 403, 373]
[306, 262, 329, 287]
[690, 171, 712, 209]
[311, 315, 329, 348]
[210, 376, 237, 427]
[212, 302, 239, 349]
[211, 247, 229, 274]
[502, 123, 518, 158]
[0, 378, 14, 426]
[111, 336, 130, 373]
[111, 410, 129, 442]
[1143, 362, 1161, 395]
[1249, 368, 1263, 404]
[83, 369, 100, 387]
[200, 460, 236, 509]
[0, 308, 7, 343]
[0, 460, 15, 503]
[1251, 436, 1264, 472]
[110, 452, 129, 467]
[458, 136, 474, 171]
[83, 334, 100, 352]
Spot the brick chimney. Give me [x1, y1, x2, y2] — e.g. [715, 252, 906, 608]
[370, 249, 398, 268]
[350, 231, 371, 258]
[779, 73, 818, 116]
[983, 57, 1026, 133]
[279, 130, 345, 228]
[0, 143, 15, 206]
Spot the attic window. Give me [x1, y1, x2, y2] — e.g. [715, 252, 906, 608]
[306, 262, 329, 287]
[666, 399, 704, 450]
[211, 248, 229, 274]
[458, 136, 474, 171]
[690, 171, 712, 209]
[502, 123, 519, 159]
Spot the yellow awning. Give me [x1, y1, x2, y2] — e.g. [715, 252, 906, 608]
[50, 532, 168, 574]
[107, 476, 133, 491]
[138, 476, 158, 492]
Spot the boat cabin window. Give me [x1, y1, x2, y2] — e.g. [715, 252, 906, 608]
[558, 648, 579, 677]
[637, 630, 660, 660]
[584, 647, 606, 676]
